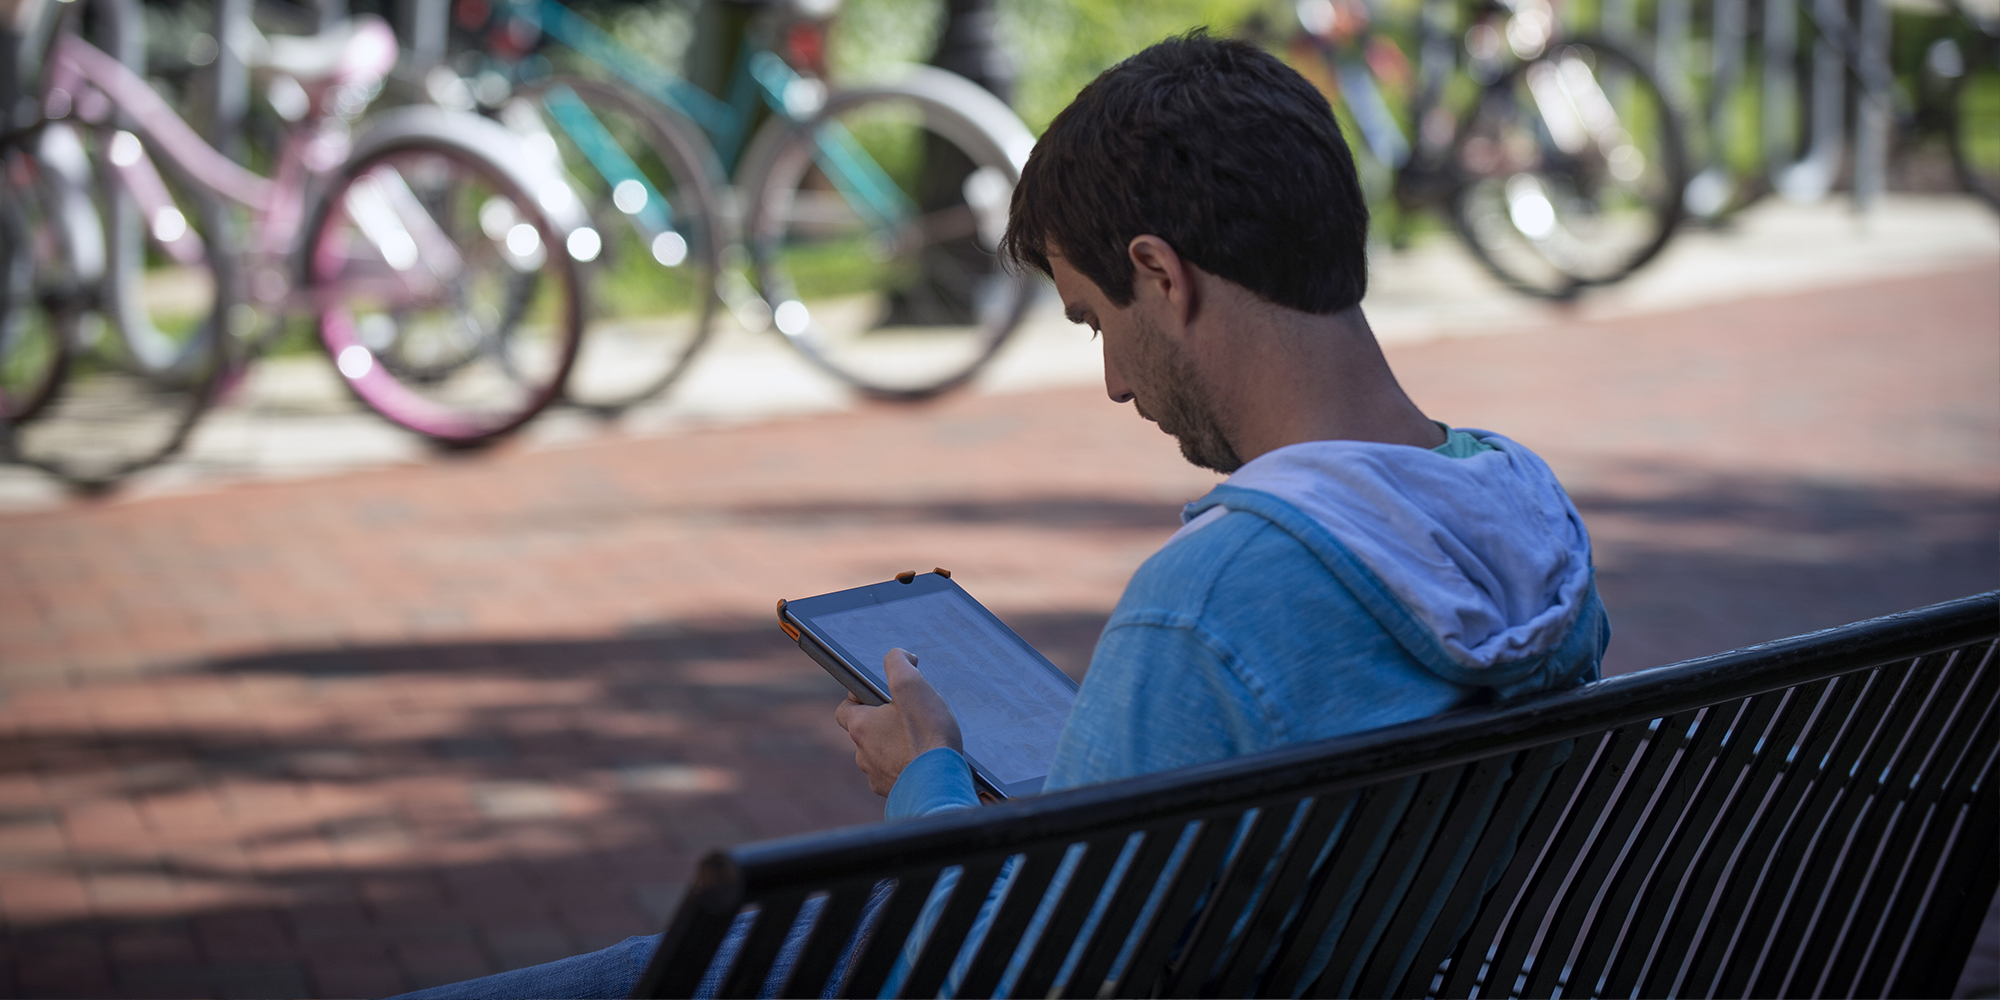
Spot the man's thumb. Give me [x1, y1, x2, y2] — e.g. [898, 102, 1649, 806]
[884, 648, 928, 695]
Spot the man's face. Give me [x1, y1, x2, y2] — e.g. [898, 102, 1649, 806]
[1049, 253, 1242, 473]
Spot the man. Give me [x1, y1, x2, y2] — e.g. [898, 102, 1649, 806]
[395, 28, 1604, 1000]
[838, 30, 1606, 828]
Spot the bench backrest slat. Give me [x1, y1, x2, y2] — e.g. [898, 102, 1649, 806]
[717, 890, 804, 999]
[777, 884, 873, 999]
[1067, 819, 1187, 992]
[955, 846, 1067, 997]
[1426, 740, 1587, 997]
[1206, 791, 1357, 997]
[1815, 643, 1998, 996]
[903, 855, 1010, 997]
[1660, 680, 1846, 995]
[842, 868, 938, 998]
[1392, 746, 1561, 997]
[1522, 712, 1694, 998]
[633, 593, 2000, 999]
[1315, 766, 1466, 999]
[1890, 715, 2000, 994]
[1126, 818, 1242, 998]
[1744, 659, 1937, 995]
[1009, 831, 1126, 998]
[1560, 709, 1711, 996]
[1169, 796, 1310, 996]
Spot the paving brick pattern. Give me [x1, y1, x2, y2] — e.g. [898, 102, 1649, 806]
[0, 267, 1994, 997]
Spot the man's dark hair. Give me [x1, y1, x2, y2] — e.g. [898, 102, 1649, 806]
[1000, 30, 1369, 315]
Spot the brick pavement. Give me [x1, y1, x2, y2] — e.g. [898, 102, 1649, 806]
[0, 265, 1994, 997]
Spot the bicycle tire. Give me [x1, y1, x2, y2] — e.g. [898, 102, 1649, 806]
[1451, 37, 1689, 299]
[1, 117, 234, 489]
[1947, 43, 2000, 212]
[303, 110, 585, 447]
[739, 66, 1038, 401]
[509, 77, 727, 412]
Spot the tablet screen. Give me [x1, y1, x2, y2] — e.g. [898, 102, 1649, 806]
[814, 590, 1075, 785]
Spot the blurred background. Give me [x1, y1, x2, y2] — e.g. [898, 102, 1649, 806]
[0, 0, 1995, 994]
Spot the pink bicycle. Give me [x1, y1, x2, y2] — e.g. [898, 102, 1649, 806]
[0, 0, 590, 487]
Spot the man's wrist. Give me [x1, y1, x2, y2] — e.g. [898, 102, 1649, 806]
[885, 747, 979, 820]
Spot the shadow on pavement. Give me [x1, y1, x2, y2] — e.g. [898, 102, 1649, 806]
[1571, 463, 1999, 675]
[2, 466, 1995, 997]
[0, 613, 1114, 998]
[502, 496, 1186, 534]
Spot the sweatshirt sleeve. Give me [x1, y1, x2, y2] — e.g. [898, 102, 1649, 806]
[884, 747, 982, 820]
[1041, 615, 1275, 793]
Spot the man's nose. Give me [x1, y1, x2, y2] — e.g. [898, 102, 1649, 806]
[1103, 343, 1135, 404]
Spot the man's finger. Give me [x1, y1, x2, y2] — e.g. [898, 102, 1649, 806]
[834, 699, 866, 732]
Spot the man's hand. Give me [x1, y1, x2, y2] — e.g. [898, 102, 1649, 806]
[834, 649, 964, 797]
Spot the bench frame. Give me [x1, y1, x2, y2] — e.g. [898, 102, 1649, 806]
[636, 592, 2000, 999]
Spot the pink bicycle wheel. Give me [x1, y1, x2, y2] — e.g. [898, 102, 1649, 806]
[307, 137, 581, 446]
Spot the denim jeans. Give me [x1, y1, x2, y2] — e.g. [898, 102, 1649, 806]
[387, 931, 666, 999]
[388, 889, 884, 999]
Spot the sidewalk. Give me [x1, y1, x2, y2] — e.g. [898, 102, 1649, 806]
[0, 194, 1992, 513]
[0, 207, 1994, 995]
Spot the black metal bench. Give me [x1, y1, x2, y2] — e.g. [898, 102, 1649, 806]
[634, 592, 2000, 999]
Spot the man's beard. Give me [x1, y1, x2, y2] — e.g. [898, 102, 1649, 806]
[1129, 314, 1243, 474]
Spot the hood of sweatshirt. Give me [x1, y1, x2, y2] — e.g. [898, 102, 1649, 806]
[1169, 429, 1596, 682]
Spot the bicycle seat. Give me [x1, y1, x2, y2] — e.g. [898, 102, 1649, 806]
[250, 15, 398, 88]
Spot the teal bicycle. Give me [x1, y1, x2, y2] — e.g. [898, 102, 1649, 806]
[440, 0, 1037, 408]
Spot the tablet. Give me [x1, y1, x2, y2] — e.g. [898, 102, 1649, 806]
[779, 570, 1079, 800]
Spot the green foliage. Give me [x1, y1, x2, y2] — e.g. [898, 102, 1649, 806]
[829, 0, 944, 80]
[827, 0, 1276, 132]
[605, 0, 700, 79]
[591, 229, 705, 317]
[776, 236, 916, 299]
[997, 0, 1277, 132]
[1960, 67, 2000, 174]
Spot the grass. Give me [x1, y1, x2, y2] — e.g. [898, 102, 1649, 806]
[1959, 68, 2000, 177]
[590, 227, 706, 317]
[773, 235, 917, 301]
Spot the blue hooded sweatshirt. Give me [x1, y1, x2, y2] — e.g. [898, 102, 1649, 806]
[889, 426, 1609, 817]
[854, 427, 1609, 999]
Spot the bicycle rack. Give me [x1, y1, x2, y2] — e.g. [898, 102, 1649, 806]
[1653, 0, 1694, 109]
[1851, 0, 1893, 211]
[1763, 0, 1843, 201]
[1601, 0, 1638, 46]
[1648, 0, 1750, 218]
[1565, 0, 1917, 217]
[1680, 0, 1750, 217]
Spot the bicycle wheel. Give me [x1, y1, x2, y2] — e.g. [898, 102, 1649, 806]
[305, 124, 583, 446]
[505, 78, 724, 412]
[741, 67, 1038, 400]
[1948, 41, 2000, 211]
[1451, 37, 1688, 298]
[2, 119, 233, 489]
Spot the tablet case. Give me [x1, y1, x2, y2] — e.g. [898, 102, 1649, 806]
[777, 570, 1077, 800]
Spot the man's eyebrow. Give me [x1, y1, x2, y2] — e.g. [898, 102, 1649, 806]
[1063, 303, 1091, 325]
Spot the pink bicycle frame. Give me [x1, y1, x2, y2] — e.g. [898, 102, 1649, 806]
[39, 19, 397, 308]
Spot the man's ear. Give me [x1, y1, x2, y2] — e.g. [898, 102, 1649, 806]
[1127, 235, 1194, 327]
